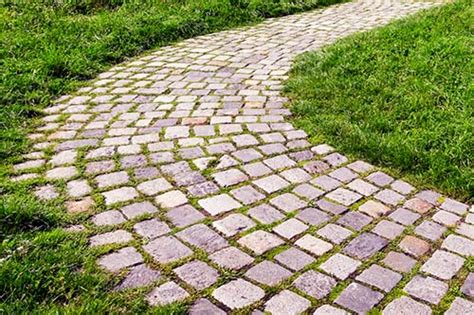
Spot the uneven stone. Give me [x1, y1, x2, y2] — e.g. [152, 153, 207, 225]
[264, 290, 310, 315]
[146, 281, 189, 306]
[404, 276, 448, 304]
[143, 236, 192, 263]
[174, 260, 219, 290]
[115, 264, 161, 291]
[245, 260, 292, 286]
[238, 230, 284, 255]
[212, 279, 265, 310]
[383, 296, 432, 315]
[421, 250, 464, 280]
[320, 253, 361, 280]
[176, 224, 228, 253]
[335, 283, 384, 314]
[210, 247, 254, 270]
[293, 270, 336, 299]
[356, 264, 402, 292]
[98, 247, 143, 273]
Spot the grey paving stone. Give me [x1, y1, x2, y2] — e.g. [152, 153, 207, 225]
[337, 211, 373, 231]
[389, 208, 421, 226]
[146, 281, 189, 306]
[404, 276, 448, 304]
[335, 283, 384, 314]
[382, 251, 417, 273]
[213, 213, 256, 237]
[230, 185, 265, 205]
[189, 298, 225, 315]
[210, 247, 254, 270]
[421, 250, 464, 280]
[295, 234, 333, 256]
[176, 224, 228, 254]
[347, 160, 374, 174]
[375, 189, 405, 206]
[95, 171, 129, 188]
[92, 210, 126, 226]
[155, 190, 187, 209]
[245, 260, 292, 286]
[347, 179, 379, 197]
[102, 187, 139, 205]
[292, 183, 324, 200]
[121, 201, 158, 219]
[303, 161, 330, 175]
[415, 220, 446, 241]
[383, 296, 432, 315]
[166, 204, 204, 227]
[263, 154, 296, 170]
[390, 180, 415, 195]
[356, 264, 402, 292]
[270, 193, 307, 213]
[134, 167, 160, 180]
[253, 175, 290, 194]
[326, 188, 363, 206]
[242, 161, 272, 178]
[432, 210, 461, 227]
[293, 270, 336, 299]
[248, 204, 285, 224]
[317, 223, 353, 244]
[296, 207, 331, 226]
[34, 184, 60, 200]
[366, 171, 394, 186]
[372, 220, 405, 240]
[212, 279, 265, 310]
[115, 264, 161, 291]
[212, 169, 249, 187]
[323, 152, 348, 167]
[456, 223, 474, 240]
[46, 166, 78, 180]
[319, 253, 361, 280]
[198, 194, 242, 216]
[143, 236, 193, 264]
[343, 233, 388, 260]
[280, 168, 312, 184]
[67, 180, 91, 198]
[273, 218, 308, 239]
[445, 297, 474, 315]
[86, 160, 115, 175]
[232, 148, 263, 162]
[98, 247, 144, 273]
[187, 181, 220, 197]
[358, 200, 391, 218]
[238, 230, 285, 255]
[329, 167, 358, 183]
[316, 199, 348, 215]
[461, 273, 474, 297]
[442, 234, 474, 256]
[275, 247, 315, 271]
[174, 260, 219, 290]
[399, 235, 430, 258]
[89, 230, 133, 247]
[134, 219, 170, 240]
[311, 175, 341, 191]
[440, 198, 469, 215]
[264, 290, 311, 315]
[313, 305, 349, 315]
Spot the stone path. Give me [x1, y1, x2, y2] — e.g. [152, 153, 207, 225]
[12, 0, 473, 313]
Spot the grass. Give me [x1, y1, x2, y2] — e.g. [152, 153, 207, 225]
[0, 0, 348, 313]
[285, 0, 473, 202]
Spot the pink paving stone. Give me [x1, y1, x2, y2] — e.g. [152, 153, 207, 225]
[143, 236, 193, 264]
[238, 230, 285, 255]
[295, 234, 333, 256]
[174, 260, 219, 290]
[134, 219, 171, 240]
[209, 247, 254, 270]
[358, 200, 391, 218]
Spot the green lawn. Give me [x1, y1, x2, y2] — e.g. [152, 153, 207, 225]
[0, 0, 346, 313]
[286, 0, 473, 202]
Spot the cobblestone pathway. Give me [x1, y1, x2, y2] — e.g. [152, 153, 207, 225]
[12, 0, 473, 313]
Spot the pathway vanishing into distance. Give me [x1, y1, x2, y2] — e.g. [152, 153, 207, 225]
[13, 0, 473, 313]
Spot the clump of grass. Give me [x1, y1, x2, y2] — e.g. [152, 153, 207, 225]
[286, 0, 473, 201]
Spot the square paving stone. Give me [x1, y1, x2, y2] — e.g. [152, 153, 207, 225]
[329, 167, 358, 183]
[242, 162, 272, 178]
[296, 234, 333, 256]
[404, 276, 448, 304]
[389, 208, 421, 225]
[143, 236, 193, 264]
[440, 198, 469, 215]
[146, 281, 189, 306]
[174, 260, 219, 290]
[346, 160, 374, 174]
[404, 198, 433, 214]
[296, 207, 331, 226]
[232, 148, 263, 163]
[253, 175, 290, 194]
[432, 210, 461, 227]
[198, 194, 242, 216]
[247, 204, 285, 224]
[366, 171, 394, 186]
[263, 155, 296, 170]
[230, 185, 265, 205]
[275, 247, 315, 271]
[189, 298, 225, 315]
[67, 180, 91, 198]
[264, 290, 311, 315]
[212, 279, 265, 310]
[213, 213, 256, 237]
[446, 297, 474, 315]
[415, 220, 446, 241]
[461, 273, 474, 297]
[136, 178, 172, 196]
[319, 253, 361, 280]
[209, 247, 254, 270]
[372, 220, 405, 240]
[134, 167, 160, 180]
[326, 188, 363, 206]
[356, 264, 402, 292]
[280, 168, 312, 184]
[390, 180, 415, 195]
[134, 219, 170, 240]
[399, 235, 430, 258]
[176, 224, 228, 254]
[238, 230, 285, 255]
[337, 212, 373, 231]
[382, 251, 417, 273]
[442, 234, 474, 256]
[212, 169, 249, 187]
[155, 190, 187, 209]
[89, 230, 133, 247]
[383, 296, 432, 315]
[293, 183, 324, 200]
[98, 247, 144, 273]
[114, 264, 161, 291]
[273, 218, 308, 239]
[375, 189, 405, 206]
[92, 210, 126, 226]
[121, 201, 158, 219]
[313, 305, 349, 315]
[358, 200, 391, 218]
[335, 282, 384, 314]
[166, 204, 204, 228]
[316, 199, 348, 215]
[187, 181, 220, 197]
[173, 171, 206, 187]
[270, 193, 307, 213]
[323, 152, 348, 167]
[317, 224, 353, 244]
[343, 233, 388, 260]
[347, 179, 379, 197]
[95, 171, 129, 189]
[245, 260, 292, 286]
[293, 270, 337, 299]
[421, 250, 464, 280]
[103, 187, 139, 205]
[311, 175, 342, 191]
